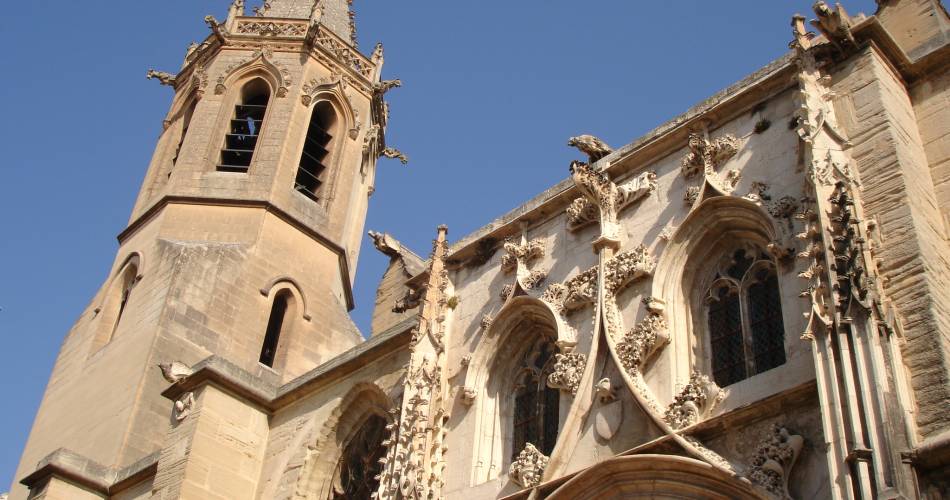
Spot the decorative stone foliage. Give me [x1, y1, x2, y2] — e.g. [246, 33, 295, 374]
[680, 132, 740, 179]
[522, 270, 547, 290]
[566, 196, 598, 229]
[547, 352, 586, 395]
[748, 425, 804, 499]
[509, 443, 549, 488]
[501, 238, 545, 273]
[567, 161, 657, 241]
[663, 372, 722, 430]
[480, 314, 493, 330]
[603, 245, 656, 294]
[616, 313, 668, 375]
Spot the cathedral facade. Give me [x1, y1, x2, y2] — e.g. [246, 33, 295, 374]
[9, 1, 950, 499]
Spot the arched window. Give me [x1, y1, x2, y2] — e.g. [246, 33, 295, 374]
[705, 246, 786, 387]
[110, 263, 138, 339]
[218, 78, 270, 172]
[330, 414, 388, 499]
[90, 257, 140, 355]
[259, 290, 293, 367]
[512, 337, 560, 459]
[295, 101, 337, 202]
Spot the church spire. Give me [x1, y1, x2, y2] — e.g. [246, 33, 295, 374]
[256, 0, 357, 46]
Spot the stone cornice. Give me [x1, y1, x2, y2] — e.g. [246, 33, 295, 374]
[19, 448, 159, 495]
[117, 195, 356, 310]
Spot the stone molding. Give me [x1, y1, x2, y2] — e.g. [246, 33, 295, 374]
[19, 449, 159, 497]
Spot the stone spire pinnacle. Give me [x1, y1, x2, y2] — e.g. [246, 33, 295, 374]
[258, 0, 357, 46]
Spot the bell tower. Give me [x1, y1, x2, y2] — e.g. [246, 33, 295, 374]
[11, 1, 399, 497]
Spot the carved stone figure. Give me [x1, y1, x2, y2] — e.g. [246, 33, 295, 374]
[547, 352, 586, 395]
[374, 79, 402, 96]
[811, 1, 855, 50]
[748, 425, 804, 499]
[509, 443, 549, 488]
[663, 372, 722, 429]
[680, 132, 740, 179]
[568, 135, 613, 163]
[380, 147, 408, 164]
[146, 69, 176, 86]
[174, 392, 196, 422]
[157, 362, 192, 384]
[569, 161, 657, 246]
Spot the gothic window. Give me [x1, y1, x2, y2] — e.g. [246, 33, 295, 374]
[295, 101, 337, 202]
[705, 246, 786, 387]
[110, 263, 138, 339]
[512, 337, 560, 459]
[217, 78, 270, 173]
[331, 414, 388, 500]
[259, 290, 292, 367]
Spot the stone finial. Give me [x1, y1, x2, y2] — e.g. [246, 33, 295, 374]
[509, 443, 549, 488]
[568, 135, 613, 164]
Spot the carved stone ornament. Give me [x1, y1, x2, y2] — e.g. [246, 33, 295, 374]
[500, 283, 515, 301]
[174, 392, 196, 422]
[663, 371, 722, 430]
[214, 47, 292, 98]
[146, 69, 177, 86]
[603, 244, 656, 294]
[680, 132, 740, 179]
[234, 19, 308, 37]
[501, 238, 545, 273]
[748, 425, 804, 499]
[480, 314, 494, 330]
[617, 313, 669, 375]
[567, 162, 657, 240]
[460, 386, 477, 406]
[380, 147, 409, 164]
[567, 134, 613, 163]
[811, 1, 856, 51]
[509, 443, 549, 488]
[547, 352, 586, 395]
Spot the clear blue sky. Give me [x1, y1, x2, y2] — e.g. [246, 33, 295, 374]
[0, 0, 877, 490]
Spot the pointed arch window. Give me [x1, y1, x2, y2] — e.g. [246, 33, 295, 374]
[705, 246, 786, 387]
[172, 99, 197, 169]
[259, 290, 292, 367]
[512, 337, 560, 459]
[218, 78, 270, 173]
[331, 414, 388, 499]
[295, 101, 337, 202]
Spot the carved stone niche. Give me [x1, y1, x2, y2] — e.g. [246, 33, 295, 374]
[663, 371, 722, 430]
[748, 424, 804, 500]
[509, 443, 549, 488]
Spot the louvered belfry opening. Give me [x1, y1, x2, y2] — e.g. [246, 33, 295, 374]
[295, 101, 336, 202]
[217, 79, 270, 173]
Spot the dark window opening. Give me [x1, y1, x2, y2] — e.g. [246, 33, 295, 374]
[512, 339, 560, 459]
[294, 101, 336, 202]
[217, 79, 270, 173]
[259, 292, 289, 367]
[706, 247, 787, 387]
[332, 414, 388, 499]
[171, 100, 197, 171]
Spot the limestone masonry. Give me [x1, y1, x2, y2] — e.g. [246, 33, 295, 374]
[9, 0, 950, 498]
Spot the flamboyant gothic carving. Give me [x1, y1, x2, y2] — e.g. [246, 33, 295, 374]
[547, 352, 586, 395]
[214, 47, 292, 97]
[567, 162, 657, 243]
[616, 313, 668, 375]
[663, 372, 722, 430]
[235, 20, 308, 37]
[146, 69, 176, 86]
[501, 238, 544, 273]
[748, 425, 804, 499]
[680, 132, 740, 179]
[603, 244, 656, 294]
[567, 135, 613, 163]
[508, 443, 549, 488]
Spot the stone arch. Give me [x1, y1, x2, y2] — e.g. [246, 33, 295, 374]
[546, 454, 759, 499]
[461, 296, 570, 486]
[89, 252, 144, 354]
[300, 78, 358, 140]
[651, 196, 781, 388]
[214, 48, 292, 98]
[260, 276, 312, 321]
[293, 382, 393, 500]
[93, 251, 145, 316]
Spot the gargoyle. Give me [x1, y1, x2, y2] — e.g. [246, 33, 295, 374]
[568, 135, 613, 163]
[380, 147, 409, 164]
[811, 1, 855, 50]
[368, 230, 401, 258]
[374, 79, 402, 96]
[146, 69, 177, 86]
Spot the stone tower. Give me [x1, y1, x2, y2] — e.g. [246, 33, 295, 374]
[10, 0, 397, 497]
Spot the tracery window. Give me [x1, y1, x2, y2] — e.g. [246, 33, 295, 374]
[330, 414, 388, 500]
[512, 337, 560, 459]
[705, 246, 786, 387]
[217, 78, 270, 172]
